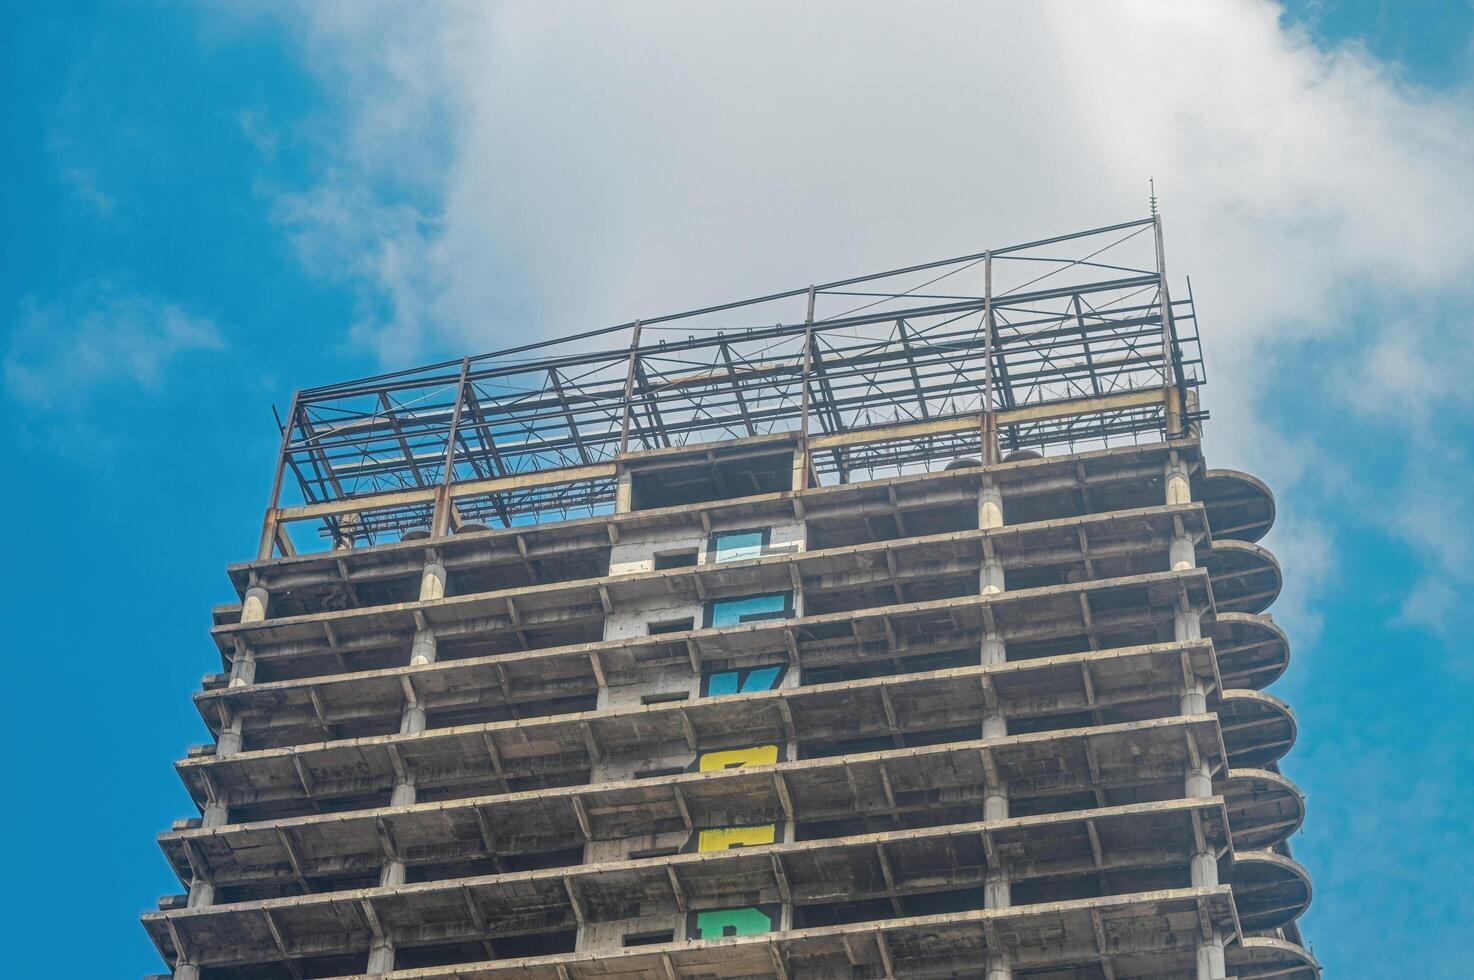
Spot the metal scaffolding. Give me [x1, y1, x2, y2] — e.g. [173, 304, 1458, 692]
[265, 216, 1205, 549]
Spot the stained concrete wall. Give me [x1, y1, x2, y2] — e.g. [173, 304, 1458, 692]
[580, 516, 808, 953]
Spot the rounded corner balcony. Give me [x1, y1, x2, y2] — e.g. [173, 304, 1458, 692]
[1204, 539, 1282, 615]
[1204, 612, 1290, 691]
[1200, 468, 1275, 544]
[1228, 935, 1321, 979]
[1230, 849, 1313, 932]
[1218, 768, 1306, 850]
[1217, 689, 1298, 768]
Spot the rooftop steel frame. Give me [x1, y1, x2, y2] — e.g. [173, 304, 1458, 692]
[264, 216, 1205, 551]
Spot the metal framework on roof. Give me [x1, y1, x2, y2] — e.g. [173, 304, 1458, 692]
[264, 215, 1206, 548]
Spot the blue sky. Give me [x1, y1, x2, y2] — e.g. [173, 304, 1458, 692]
[4, 2, 1473, 976]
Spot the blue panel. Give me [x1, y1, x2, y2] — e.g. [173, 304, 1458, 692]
[708, 593, 790, 628]
[704, 664, 785, 697]
[711, 530, 766, 563]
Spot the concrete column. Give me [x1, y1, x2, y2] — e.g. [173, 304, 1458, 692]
[173, 963, 201, 980]
[615, 469, 634, 513]
[984, 784, 1009, 822]
[240, 585, 269, 623]
[983, 873, 1014, 978]
[389, 778, 417, 807]
[1174, 601, 1202, 642]
[984, 869, 1011, 909]
[1185, 763, 1213, 799]
[216, 717, 244, 757]
[381, 759, 415, 886]
[1175, 598, 1206, 714]
[410, 627, 438, 667]
[391, 683, 426, 806]
[399, 700, 426, 734]
[366, 933, 396, 975]
[981, 543, 1004, 595]
[981, 631, 1008, 739]
[228, 642, 256, 688]
[379, 858, 406, 887]
[1196, 929, 1228, 979]
[1170, 516, 1196, 571]
[201, 799, 228, 827]
[1191, 847, 1219, 888]
[979, 481, 1004, 530]
[185, 878, 215, 908]
[1180, 684, 1208, 716]
[1165, 455, 1191, 506]
[419, 559, 447, 601]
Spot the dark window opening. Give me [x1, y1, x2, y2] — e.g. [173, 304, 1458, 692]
[801, 647, 976, 686]
[494, 930, 577, 958]
[628, 449, 795, 510]
[648, 617, 696, 635]
[641, 690, 691, 705]
[623, 929, 676, 948]
[634, 765, 688, 780]
[629, 845, 681, 859]
[654, 550, 698, 570]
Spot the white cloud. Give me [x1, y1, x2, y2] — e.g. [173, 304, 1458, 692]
[249, 0, 1474, 641]
[237, 109, 278, 160]
[3, 284, 224, 413]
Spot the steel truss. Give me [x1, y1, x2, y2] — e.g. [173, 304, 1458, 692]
[265, 216, 1205, 548]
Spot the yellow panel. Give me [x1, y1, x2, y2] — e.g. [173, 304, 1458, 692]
[697, 824, 778, 852]
[698, 744, 779, 772]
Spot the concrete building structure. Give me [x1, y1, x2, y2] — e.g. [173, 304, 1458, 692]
[145, 217, 1317, 979]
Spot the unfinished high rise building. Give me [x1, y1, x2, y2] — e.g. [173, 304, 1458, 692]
[145, 217, 1316, 980]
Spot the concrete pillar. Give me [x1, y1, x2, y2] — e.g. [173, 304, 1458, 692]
[984, 784, 1009, 822]
[240, 585, 269, 624]
[366, 934, 396, 975]
[173, 964, 200, 980]
[981, 542, 1004, 596]
[979, 481, 1004, 530]
[1174, 602, 1202, 642]
[185, 879, 215, 908]
[1170, 519, 1196, 571]
[380, 859, 406, 887]
[981, 631, 1008, 738]
[983, 874, 1014, 979]
[400, 699, 426, 734]
[419, 559, 447, 601]
[410, 627, 438, 667]
[984, 869, 1011, 909]
[1180, 684, 1208, 716]
[1165, 456, 1191, 506]
[391, 685, 425, 810]
[201, 799, 228, 827]
[389, 779, 417, 807]
[1185, 763, 1213, 799]
[228, 642, 256, 688]
[1196, 929, 1228, 979]
[1191, 847, 1219, 888]
[615, 469, 634, 513]
[1175, 599, 1206, 715]
[216, 718, 244, 757]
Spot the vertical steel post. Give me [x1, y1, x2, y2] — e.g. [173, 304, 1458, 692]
[256, 390, 301, 560]
[796, 287, 816, 490]
[982, 252, 999, 464]
[1153, 213, 1183, 436]
[618, 321, 643, 455]
[432, 357, 473, 537]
